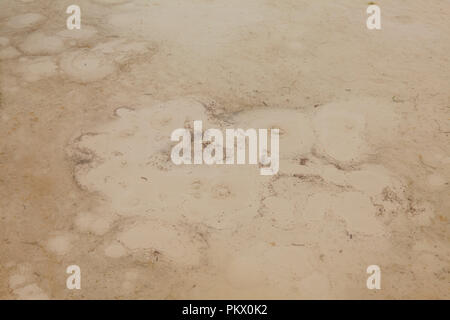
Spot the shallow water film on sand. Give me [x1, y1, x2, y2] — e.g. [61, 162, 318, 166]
[0, 0, 449, 299]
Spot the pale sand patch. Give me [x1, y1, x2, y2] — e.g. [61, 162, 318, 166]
[312, 99, 400, 165]
[71, 99, 248, 227]
[117, 219, 205, 266]
[104, 241, 127, 258]
[223, 243, 316, 298]
[59, 39, 154, 83]
[46, 234, 75, 256]
[18, 32, 65, 55]
[16, 56, 58, 82]
[5, 13, 45, 29]
[59, 49, 117, 83]
[8, 274, 27, 290]
[67, 94, 441, 298]
[314, 108, 367, 163]
[13, 284, 49, 300]
[74, 211, 116, 235]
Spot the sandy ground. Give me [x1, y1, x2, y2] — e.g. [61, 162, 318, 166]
[0, 0, 449, 299]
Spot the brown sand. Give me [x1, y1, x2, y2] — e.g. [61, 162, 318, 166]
[0, 0, 449, 299]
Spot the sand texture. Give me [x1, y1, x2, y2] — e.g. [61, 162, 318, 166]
[0, 0, 449, 299]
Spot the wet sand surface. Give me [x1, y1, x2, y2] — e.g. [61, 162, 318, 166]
[0, 0, 449, 299]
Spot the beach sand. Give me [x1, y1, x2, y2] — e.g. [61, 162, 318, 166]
[0, 0, 449, 299]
